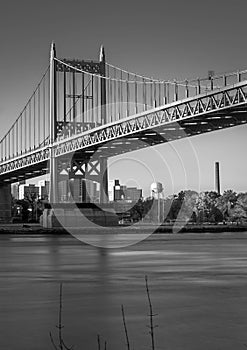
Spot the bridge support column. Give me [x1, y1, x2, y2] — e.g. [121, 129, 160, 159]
[55, 156, 109, 204]
[0, 184, 12, 223]
[99, 157, 108, 204]
[49, 151, 58, 204]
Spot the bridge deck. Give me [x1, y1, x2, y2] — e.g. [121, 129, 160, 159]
[0, 80, 247, 184]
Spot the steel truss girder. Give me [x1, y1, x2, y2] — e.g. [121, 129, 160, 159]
[55, 59, 102, 74]
[53, 81, 247, 157]
[1, 81, 247, 181]
[0, 148, 50, 180]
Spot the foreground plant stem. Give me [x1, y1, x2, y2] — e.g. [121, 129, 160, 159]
[145, 275, 157, 350]
[50, 283, 73, 350]
[121, 304, 131, 350]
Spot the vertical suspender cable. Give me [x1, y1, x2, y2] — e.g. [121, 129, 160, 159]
[29, 102, 31, 150]
[120, 70, 123, 119]
[95, 75, 98, 123]
[24, 107, 27, 152]
[223, 75, 227, 87]
[68, 71, 71, 123]
[10, 129, 13, 159]
[4, 136, 6, 160]
[16, 120, 18, 156]
[38, 85, 40, 146]
[5, 135, 6, 160]
[143, 78, 146, 111]
[85, 74, 88, 124]
[174, 81, 178, 101]
[164, 83, 167, 104]
[106, 64, 109, 124]
[8, 132, 10, 159]
[56, 69, 59, 126]
[197, 79, 201, 95]
[82, 72, 84, 128]
[118, 72, 121, 119]
[115, 67, 118, 120]
[12, 128, 14, 158]
[126, 73, 129, 117]
[237, 71, 241, 83]
[11, 129, 13, 158]
[158, 82, 161, 107]
[153, 81, 156, 108]
[43, 77, 45, 142]
[109, 75, 112, 122]
[185, 80, 189, 98]
[20, 112, 22, 153]
[63, 68, 66, 123]
[33, 92, 36, 149]
[73, 70, 76, 133]
[91, 75, 94, 124]
[135, 75, 138, 113]
[114, 67, 116, 121]
[210, 77, 213, 90]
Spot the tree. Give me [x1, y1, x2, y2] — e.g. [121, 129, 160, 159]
[167, 195, 181, 221]
[176, 190, 198, 222]
[195, 191, 221, 223]
[236, 192, 247, 212]
[208, 206, 223, 223]
[129, 198, 144, 222]
[228, 192, 247, 223]
[216, 190, 238, 221]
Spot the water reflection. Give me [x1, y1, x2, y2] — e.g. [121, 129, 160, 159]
[1, 233, 247, 350]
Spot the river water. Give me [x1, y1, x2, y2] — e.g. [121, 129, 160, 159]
[1, 231, 247, 350]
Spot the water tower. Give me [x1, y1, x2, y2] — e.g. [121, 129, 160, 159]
[150, 182, 164, 223]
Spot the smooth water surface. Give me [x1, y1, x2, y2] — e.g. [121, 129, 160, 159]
[1, 232, 247, 350]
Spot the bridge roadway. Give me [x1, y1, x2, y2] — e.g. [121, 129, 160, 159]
[0, 79, 247, 184]
[1, 231, 247, 350]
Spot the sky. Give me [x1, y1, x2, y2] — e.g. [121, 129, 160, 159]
[0, 0, 247, 197]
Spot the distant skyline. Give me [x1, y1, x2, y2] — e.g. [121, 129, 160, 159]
[1, 0, 247, 196]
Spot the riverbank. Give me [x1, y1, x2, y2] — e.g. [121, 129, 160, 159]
[158, 223, 247, 233]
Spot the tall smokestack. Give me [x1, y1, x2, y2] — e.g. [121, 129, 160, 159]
[215, 162, 220, 195]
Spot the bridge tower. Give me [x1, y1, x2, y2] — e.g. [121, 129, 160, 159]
[49, 42, 109, 205]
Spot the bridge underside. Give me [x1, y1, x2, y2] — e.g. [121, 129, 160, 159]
[0, 161, 48, 185]
[0, 103, 246, 185]
[80, 106, 247, 158]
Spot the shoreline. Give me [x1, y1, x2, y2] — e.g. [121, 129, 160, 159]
[0, 223, 246, 235]
[156, 223, 247, 233]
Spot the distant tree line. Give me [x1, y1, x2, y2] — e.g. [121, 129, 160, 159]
[11, 189, 247, 225]
[130, 190, 247, 224]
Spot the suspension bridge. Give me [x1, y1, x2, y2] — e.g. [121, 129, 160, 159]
[0, 43, 247, 225]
